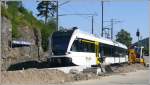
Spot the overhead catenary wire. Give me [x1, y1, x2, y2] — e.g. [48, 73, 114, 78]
[59, 3, 99, 34]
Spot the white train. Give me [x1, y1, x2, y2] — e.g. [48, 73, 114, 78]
[49, 28, 128, 67]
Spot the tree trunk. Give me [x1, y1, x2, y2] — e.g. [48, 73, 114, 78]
[45, 2, 49, 24]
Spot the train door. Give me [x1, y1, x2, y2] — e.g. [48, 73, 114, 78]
[78, 39, 101, 66]
[95, 42, 101, 65]
[81, 40, 101, 65]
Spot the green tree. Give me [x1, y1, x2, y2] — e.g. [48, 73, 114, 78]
[41, 20, 56, 51]
[36, 1, 57, 24]
[116, 29, 132, 47]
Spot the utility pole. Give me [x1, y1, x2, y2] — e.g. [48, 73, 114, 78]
[136, 29, 140, 47]
[101, 0, 110, 37]
[56, 1, 59, 31]
[110, 19, 122, 40]
[92, 16, 94, 34]
[111, 19, 113, 39]
[101, 0, 104, 37]
[104, 19, 122, 40]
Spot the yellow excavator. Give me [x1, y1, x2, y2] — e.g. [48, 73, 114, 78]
[129, 46, 145, 65]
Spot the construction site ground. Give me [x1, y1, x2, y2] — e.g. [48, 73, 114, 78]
[1, 62, 149, 85]
[62, 69, 149, 85]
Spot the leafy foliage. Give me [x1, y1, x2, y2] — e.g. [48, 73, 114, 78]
[36, 1, 57, 24]
[7, 1, 22, 39]
[116, 29, 132, 47]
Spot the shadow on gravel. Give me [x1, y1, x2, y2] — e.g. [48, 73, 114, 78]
[7, 60, 128, 71]
[7, 61, 50, 71]
[110, 63, 124, 67]
[104, 63, 129, 73]
[105, 65, 113, 73]
[7, 60, 76, 71]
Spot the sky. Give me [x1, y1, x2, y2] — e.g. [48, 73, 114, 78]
[22, 0, 149, 43]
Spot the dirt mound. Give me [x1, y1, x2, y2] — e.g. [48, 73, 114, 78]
[1, 69, 72, 85]
[1, 68, 98, 85]
[111, 63, 147, 73]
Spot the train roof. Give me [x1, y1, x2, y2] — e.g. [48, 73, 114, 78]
[73, 29, 128, 49]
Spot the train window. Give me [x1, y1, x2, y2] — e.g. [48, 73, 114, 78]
[51, 30, 74, 55]
[71, 39, 84, 52]
[89, 43, 95, 52]
[118, 48, 126, 57]
[115, 46, 120, 57]
[100, 43, 127, 57]
[109, 45, 112, 56]
[100, 44, 104, 57]
[71, 40, 78, 51]
[71, 39, 95, 52]
[113, 46, 127, 57]
[100, 43, 112, 57]
[112, 46, 118, 57]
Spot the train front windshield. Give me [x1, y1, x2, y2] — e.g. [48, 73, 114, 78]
[51, 30, 73, 55]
